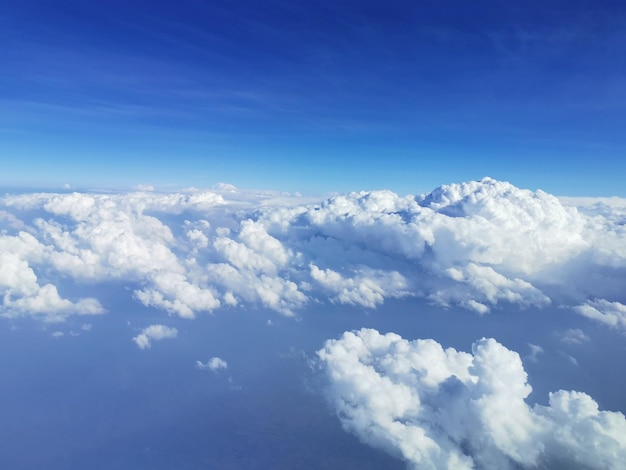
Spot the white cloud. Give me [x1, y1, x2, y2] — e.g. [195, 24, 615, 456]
[213, 182, 237, 192]
[186, 228, 209, 248]
[132, 324, 178, 349]
[134, 271, 220, 319]
[0, 233, 104, 321]
[318, 328, 626, 470]
[527, 343, 544, 362]
[574, 299, 626, 330]
[1, 178, 625, 326]
[195, 356, 228, 371]
[2, 190, 224, 319]
[559, 328, 590, 345]
[563, 353, 579, 366]
[309, 263, 408, 308]
[0, 210, 24, 229]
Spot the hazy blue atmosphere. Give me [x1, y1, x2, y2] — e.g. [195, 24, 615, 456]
[1, 1, 626, 469]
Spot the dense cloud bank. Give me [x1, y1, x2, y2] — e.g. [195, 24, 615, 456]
[317, 328, 626, 469]
[1, 178, 624, 325]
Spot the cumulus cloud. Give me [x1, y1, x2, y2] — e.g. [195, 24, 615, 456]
[1, 190, 225, 320]
[317, 328, 626, 469]
[132, 324, 178, 349]
[195, 356, 228, 371]
[1, 178, 625, 326]
[309, 263, 408, 308]
[0, 232, 104, 321]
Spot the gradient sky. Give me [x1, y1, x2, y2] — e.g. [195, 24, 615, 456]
[1, 0, 625, 195]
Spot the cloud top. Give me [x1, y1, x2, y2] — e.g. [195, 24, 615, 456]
[1, 178, 625, 328]
[317, 328, 626, 469]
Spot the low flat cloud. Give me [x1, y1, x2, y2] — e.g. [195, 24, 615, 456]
[317, 328, 626, 469]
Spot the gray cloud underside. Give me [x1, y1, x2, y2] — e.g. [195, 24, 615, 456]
[0, 178, 624, 325]
[318, 328, 626, 469]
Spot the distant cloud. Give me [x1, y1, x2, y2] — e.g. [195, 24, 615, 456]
[318, 328, 626, 470]
[563, 353, 579, 366]
[574, 300, 626, 330]
[195, 356, 228, 371]
[559, 328, 590, 345]
[0, 210, 23, 229]
[133, 324, 178, 349]
[213, 182, 237, 192]
[1, 178, 625, 328]
[527, 343, 544, 362]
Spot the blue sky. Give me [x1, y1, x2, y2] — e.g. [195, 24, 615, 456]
[2, 0, 625, 194]
[2, 4, 626, 467]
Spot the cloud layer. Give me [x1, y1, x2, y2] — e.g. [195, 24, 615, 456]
[317, 328, 626, 469]
[1, 178, 624, 326]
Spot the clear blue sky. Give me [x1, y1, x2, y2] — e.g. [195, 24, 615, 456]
[1, 0, 625, 195]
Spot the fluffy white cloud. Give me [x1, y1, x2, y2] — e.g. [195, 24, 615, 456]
[1, 178, 625, 325]
[2, 190, 224, 319]
[0, 232, 104, 321]
[309, 263, 408, 308]
[318, 328, 626, 469]
[133, 324, 178, 349]
[195, 357, 228, 371]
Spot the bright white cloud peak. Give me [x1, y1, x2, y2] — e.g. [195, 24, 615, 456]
[1, 178, 625, 326]
[317, 328, 626, 470]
